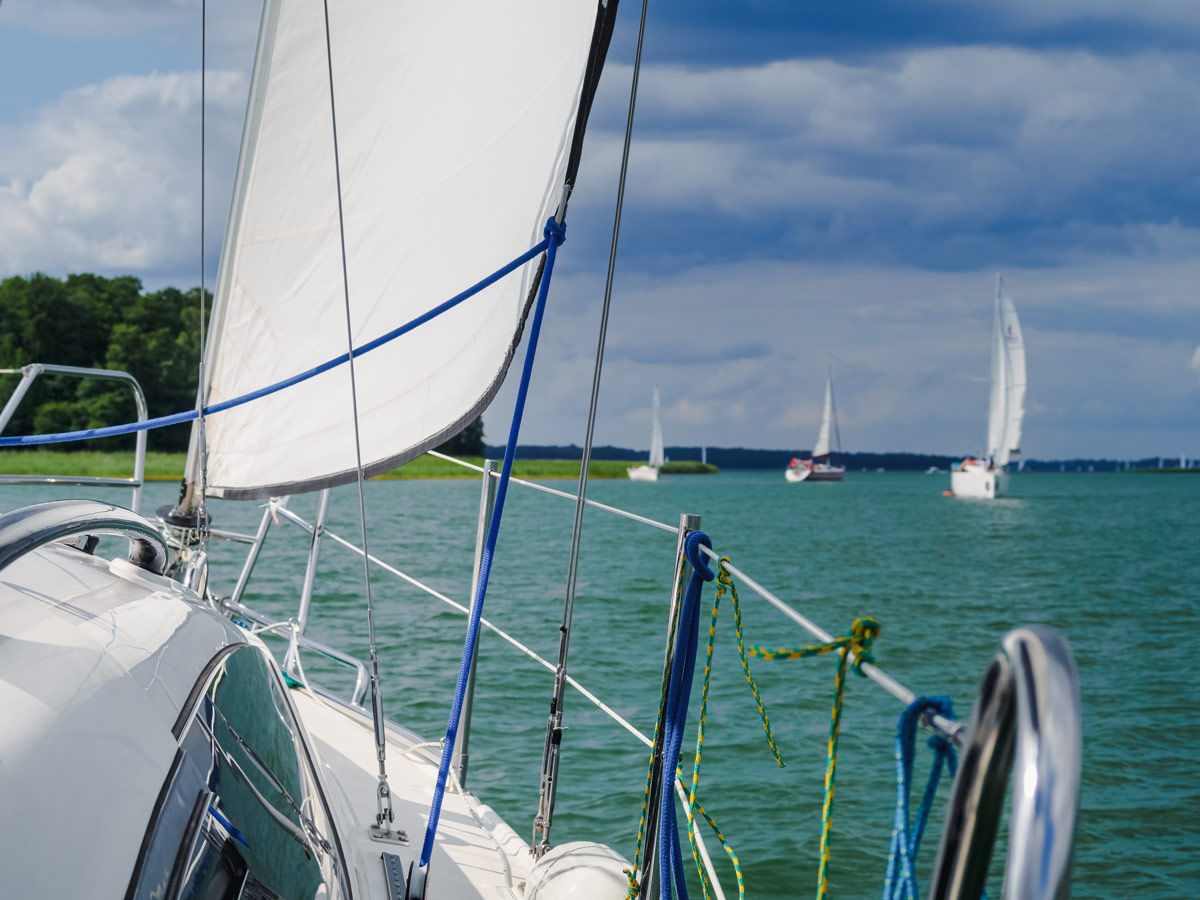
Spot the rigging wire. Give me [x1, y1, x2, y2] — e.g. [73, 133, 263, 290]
[320, 0, 395, 831]
[194, 0, 210, 544]
[532, 0, 653, 856]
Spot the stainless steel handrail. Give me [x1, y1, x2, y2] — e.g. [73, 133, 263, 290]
[0, 364, 150, 513]
[0, 499, 169, 575]
[220, 595, 370, 707]
[928, 626, 1082, 900]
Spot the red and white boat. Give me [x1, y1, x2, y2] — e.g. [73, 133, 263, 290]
[785, 373, 845, 482]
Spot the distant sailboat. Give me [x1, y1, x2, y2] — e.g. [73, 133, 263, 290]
[951, 276, 1026, 499]
[627, 387, 664, 481]
[786, 372, 845, 482]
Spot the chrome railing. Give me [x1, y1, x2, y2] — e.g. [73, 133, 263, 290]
[0, 499, 168, 574]
[929, 627, 1083, 900]
[0, 364, 150, 513]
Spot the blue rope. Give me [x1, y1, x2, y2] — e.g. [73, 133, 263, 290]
[659, 530, 714, 900]
[0, 236, 552, 446]
[418, 217, 565, 868]
[882, 696, 958, 900]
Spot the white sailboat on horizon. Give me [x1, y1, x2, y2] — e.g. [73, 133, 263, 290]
[951, 275, 1027, 499]
[786, 372, 845, 482]
[627, 386, 665, 481]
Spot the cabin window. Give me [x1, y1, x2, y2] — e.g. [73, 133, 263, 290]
[128, 645, 347, 900]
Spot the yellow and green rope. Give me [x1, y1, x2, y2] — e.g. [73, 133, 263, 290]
[750, 616, 881, 900]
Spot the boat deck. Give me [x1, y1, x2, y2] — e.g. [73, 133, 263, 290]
[291, 687, 532, 900]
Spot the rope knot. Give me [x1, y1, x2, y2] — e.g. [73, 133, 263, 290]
[849, 617, 881, 675]
[544, 216, 567, 246]
[684, 531, 715, 582]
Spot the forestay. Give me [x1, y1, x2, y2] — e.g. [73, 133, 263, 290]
[187, 0, 616, 500]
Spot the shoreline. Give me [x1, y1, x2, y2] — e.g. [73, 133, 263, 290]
[0, 450, 717, 481]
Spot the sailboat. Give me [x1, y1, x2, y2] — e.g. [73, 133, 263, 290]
[627, 387, 664, 481]
[785, 372, 845, 482]
[951, 276, 1026, 499]
[0, 4, 1085, 899]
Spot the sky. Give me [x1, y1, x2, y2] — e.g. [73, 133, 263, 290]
[1, 1, 1197, 459]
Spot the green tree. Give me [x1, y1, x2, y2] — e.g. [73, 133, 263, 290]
[436, 415, 484, 456]
[0, 273, 209, 452]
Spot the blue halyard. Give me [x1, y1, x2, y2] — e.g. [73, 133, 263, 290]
[0, 235, 553, 447]
[657, 530, 714, 900]
[419, 216, 566, 868]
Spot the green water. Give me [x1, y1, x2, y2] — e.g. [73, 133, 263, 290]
[4, 471, 1196, 897]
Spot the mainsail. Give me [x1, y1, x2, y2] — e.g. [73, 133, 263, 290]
[812, 375, 833, 458]
[986, 276, 1026, 467]
[648, 387, 664, 469]
[185, 0, 618, 501]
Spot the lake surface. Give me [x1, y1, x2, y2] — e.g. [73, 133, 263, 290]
[4, 470, 1196, 898]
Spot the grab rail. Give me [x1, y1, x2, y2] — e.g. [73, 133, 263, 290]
[0, 364, 150, 513]
[928, 626, 1082, 900]
[0, 499, 169, 575]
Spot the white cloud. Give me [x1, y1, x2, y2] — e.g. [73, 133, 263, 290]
[579, 48, 1200, 265]
[488, 255, 1200, 459]
[1191, 345, 1200, 380]
[0, 69, 246, 278]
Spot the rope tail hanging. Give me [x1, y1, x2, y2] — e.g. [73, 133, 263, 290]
[751, 616, 882, 900]
[882, 697, 959, 900]
[623, 551, 786, 900]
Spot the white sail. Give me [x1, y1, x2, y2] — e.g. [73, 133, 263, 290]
[998, 279, 1026, 465]
[190, 0, 616, 500]
[648, 387, 664, 468]
[986, 279, 1008, 463]
[812, 375, 833, 458]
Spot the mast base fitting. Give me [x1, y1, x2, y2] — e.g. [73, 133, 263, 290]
[368, 825, 410, 845]
[156, 504, 211, 530]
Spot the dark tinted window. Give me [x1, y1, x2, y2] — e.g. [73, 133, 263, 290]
[129, 646, 346, 900]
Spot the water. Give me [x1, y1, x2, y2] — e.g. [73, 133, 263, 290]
[4, 471, 1196, 898]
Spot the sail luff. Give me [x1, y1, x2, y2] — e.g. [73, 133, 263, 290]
[185, 0, 619, 502]
[648, 386, 664, 468]
[999, 281, 1026, 465]
[986, 277, 1008, 463]
[812, 375, 832, 458]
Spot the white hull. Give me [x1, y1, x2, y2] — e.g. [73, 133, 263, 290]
[784, 465, 810, 482]
[626, 465, 659, 482]
[950, 461, 1009, 499]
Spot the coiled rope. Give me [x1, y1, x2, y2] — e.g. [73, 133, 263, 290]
[624, 550, 785, 900]
[882, 697, 958, 900]
[750, 616, 882, 900]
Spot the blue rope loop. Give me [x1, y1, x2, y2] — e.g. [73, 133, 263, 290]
[419, 218, 563, 868]
[659, 529, 712, 900]
[882, 696, 958, 900]
[544, 216, 567, 245]
[0, 233, 553, 447]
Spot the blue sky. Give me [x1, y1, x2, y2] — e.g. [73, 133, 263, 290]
[1, 1, 1197, 459]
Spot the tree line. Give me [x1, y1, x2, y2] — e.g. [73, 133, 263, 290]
[0, 273, 209, 451]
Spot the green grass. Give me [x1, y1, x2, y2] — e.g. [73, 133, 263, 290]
[378, 455, 644, 479]
[0, 450, 716, 481]
[0, 449, 188, 480]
